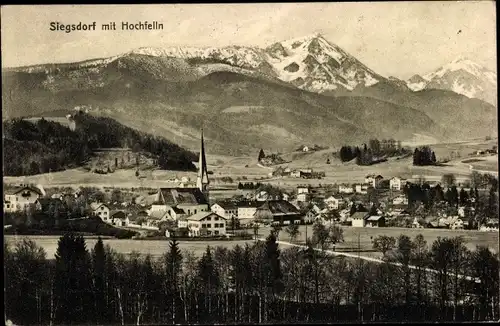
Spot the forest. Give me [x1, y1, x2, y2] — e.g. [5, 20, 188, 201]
[3, 112, 197, 176]
[5, 229, 498, 325]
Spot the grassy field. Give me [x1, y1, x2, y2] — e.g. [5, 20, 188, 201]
[3, 139, 497, 190]
[6, 226, 498, 261]
[4, 235, 255, 259]
[265, 225, 499, 259]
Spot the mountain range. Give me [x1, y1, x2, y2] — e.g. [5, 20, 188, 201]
[406, 57, 497, 105]
[2, 34, 497, 156]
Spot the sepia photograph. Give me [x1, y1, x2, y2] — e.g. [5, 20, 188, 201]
[1, 2, 499, 325]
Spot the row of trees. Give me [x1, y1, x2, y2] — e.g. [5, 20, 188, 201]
[3, 112, 197, 176]
[5, 230, 499, 325]
[339, 139, 409, 164]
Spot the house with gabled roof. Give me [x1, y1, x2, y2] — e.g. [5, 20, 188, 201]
[211, 201, 238, 220]
[351, 212, 369, 227]
[91, 202, 111, 222]
[4, 186, 43, 213]
[253, 200, 303, 225]
[186, 211, 227, 237]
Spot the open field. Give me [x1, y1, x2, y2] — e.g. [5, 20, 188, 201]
[3, 139, 497, 190]
[6, 226, 498, 261]
[4, 235, 255, 259]
[264, 225, 499, 259]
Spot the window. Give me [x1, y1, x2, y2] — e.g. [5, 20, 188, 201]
[6, 204, 10, 208]
[194, 209, 197, 214]
[202, 224, 206, 228]
[214, 230, 219, 235]
[206, 223, 211, 228]
[215, 216, 219, 221]
[98, 212, 102, 216]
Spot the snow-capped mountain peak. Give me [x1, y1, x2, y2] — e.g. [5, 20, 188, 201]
[263, 33, 383, 91]
[406, 57, 497, 104]
[125, 34, 385, 93]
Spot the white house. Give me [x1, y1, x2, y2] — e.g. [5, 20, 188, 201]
[389, 177, 403, 191]
[324, 196, 341, 210]
[302, 146, 309, 152]
[351, 212, 368, 227]
[91, 202, 111, 222]
[291, 170, 301, 178]
[4, 186, 43, 213]
[177, 217, 188, 229]
[297, 193, 309, 202]
[211, 202, 238, 220]
[282, 193, 290, 201]
[186, 211, 227, 236]
[355, 185, 367, 194]
[297, 186, 310, 194]
[111, 211, 129, 227]
[236, 201, 262, 220]
[338, 185, 354, 194]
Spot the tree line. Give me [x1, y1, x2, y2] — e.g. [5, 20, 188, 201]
[413, 146, 437, 166]
[5, 230, 498, 325]
[3, 112, 197, 176]
[339, 139, 409, 165]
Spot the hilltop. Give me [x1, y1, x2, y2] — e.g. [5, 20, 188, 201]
[2, 111, 197, 176]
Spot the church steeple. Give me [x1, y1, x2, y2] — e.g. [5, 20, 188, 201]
[196, 129, 209, 199]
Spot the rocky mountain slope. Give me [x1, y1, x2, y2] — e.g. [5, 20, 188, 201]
[406, 57, 497, 105]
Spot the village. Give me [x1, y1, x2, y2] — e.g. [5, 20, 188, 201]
[4, 131, 499, 240]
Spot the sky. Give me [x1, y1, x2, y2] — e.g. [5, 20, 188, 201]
[1, 2, 496, 79]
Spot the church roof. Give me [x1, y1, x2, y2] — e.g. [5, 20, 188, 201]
[158, 188, 208, 206]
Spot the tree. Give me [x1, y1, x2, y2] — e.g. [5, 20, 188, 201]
[258, 149, 266, 162]
[327, 224, 344, 251]
[4, 239, 49, 325]
[53, 233, 94, 324]
[271, 224, 282, 240]
[252, 223, 260, 242]
[430, 237, 454, 317]
[165, 238, 183, 323]
[285, 223, 300, 243]
[411, 234, 429, 309]
[393, 235, 416, 310]
[311, 221, 329, 250]
[198, 246, 220, 321]
[442, 173, 456, 187]
[459, 188, 469, 206]
[91, 237, 107, 324]
[471, 246, 499, 320]
[262, 233, 284, 322]
[372, 235, 396, 258]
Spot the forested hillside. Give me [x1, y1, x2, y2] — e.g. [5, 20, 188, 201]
[2, 111, 197, 176]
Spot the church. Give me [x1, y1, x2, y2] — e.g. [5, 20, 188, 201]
[151, 130, 211, 216]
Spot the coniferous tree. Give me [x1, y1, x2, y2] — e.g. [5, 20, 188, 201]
[258, 149, 266, 162]
[165, 238, 183, 323]
[91, 237, 107, 324]
[53, 233, 94, 324]
[198, 246, 220, 322]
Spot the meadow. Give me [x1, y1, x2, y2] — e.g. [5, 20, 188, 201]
[5, 226, 498, 261]
[4, 138, 496, 190]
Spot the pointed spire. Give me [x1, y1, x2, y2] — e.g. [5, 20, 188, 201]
[197, 128, 209, 192]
